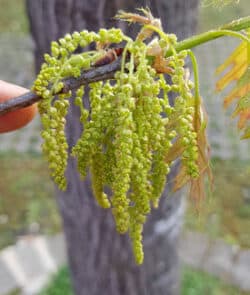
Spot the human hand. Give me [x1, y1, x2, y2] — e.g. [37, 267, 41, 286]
[0, 80, 37, 133]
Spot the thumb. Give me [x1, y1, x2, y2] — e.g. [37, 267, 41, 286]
[0, 80, 37, 133]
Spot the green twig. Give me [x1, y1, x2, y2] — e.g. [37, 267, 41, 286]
[220, 16, 250, 31]
[167, 16, 250, 55]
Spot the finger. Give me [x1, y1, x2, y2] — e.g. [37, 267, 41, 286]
[0, 80, 37, 133]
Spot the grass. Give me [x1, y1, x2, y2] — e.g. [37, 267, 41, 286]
[181, 266, 250, 295]
[7, 289, 21, 295]
[40, 266, 73, 295]
[39, 265, 250, 295]
[0, 0, 28, 34]
[0, 152, 60, 249]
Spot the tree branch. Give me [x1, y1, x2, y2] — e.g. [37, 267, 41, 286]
[0, 57, 122, 116]
[1, 16, 249, 117]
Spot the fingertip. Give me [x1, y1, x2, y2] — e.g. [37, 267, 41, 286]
[0, 81, 38, 133]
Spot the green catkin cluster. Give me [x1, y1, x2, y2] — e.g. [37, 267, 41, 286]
[33, 21, 201, 264]
[34, 28, 126, 189]
[168, 50, 199, 178]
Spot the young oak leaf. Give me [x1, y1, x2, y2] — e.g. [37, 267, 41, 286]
[216, 39, 250, 138]
[165, 137, 185, 164]
[232, 92, 250, 128]
[241, 125, 250, 139]
[115, 8, 162, 41]
[189, 104, 213, 203]
[173, 102, 212, 203]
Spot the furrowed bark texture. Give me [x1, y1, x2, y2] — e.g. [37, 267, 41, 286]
[26, 1, 199, 294]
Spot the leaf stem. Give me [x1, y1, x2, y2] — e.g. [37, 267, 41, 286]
[220, 16, 250, 32]
[167, 16, 250, 55]
[187, 50, 200, 101]
[187, 50, 200, 131]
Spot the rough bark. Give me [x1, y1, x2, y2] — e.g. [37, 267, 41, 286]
[26, 1, 199, 294]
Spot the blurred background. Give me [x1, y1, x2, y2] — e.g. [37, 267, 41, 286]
[0, 0, 250, 294]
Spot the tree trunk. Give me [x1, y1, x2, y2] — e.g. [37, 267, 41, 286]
[26, 1, 199, 294]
